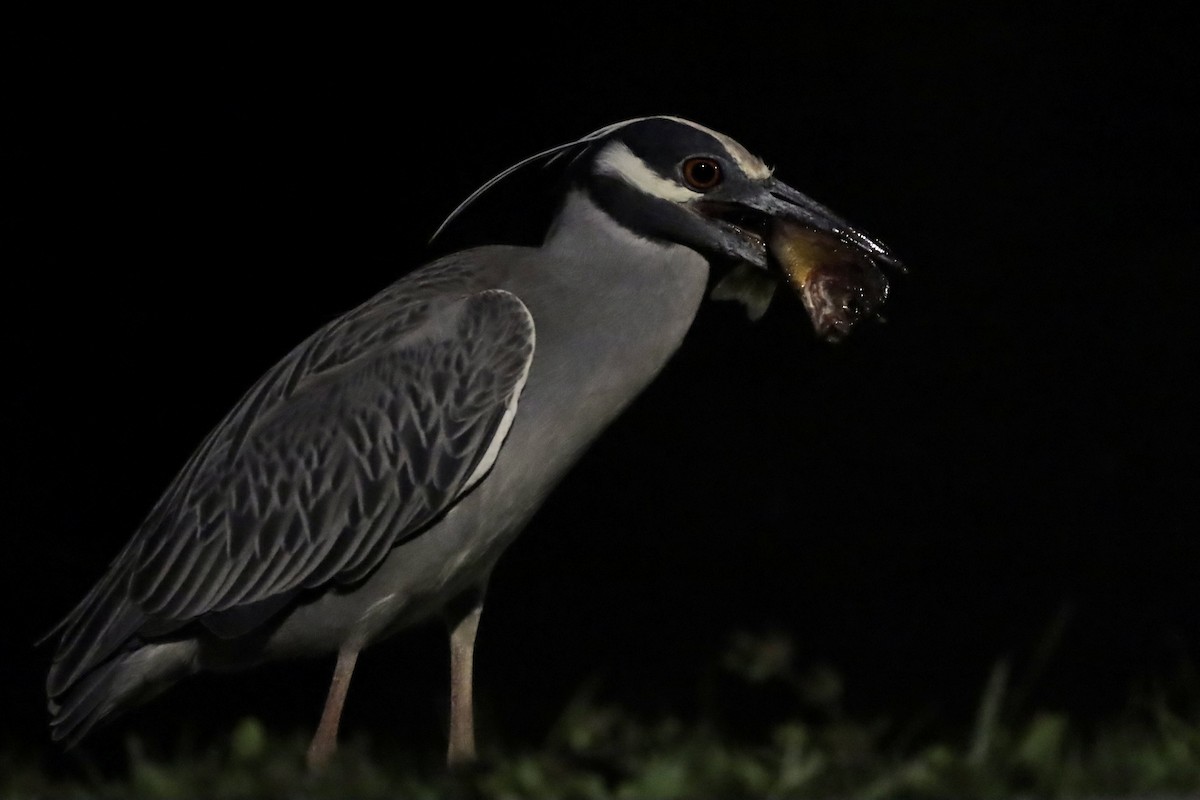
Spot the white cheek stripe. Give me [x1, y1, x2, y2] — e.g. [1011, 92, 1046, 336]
[595, 141, 698, 202]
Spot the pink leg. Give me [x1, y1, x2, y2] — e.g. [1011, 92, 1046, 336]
[306, 647, 359, 771]
[447, 602, 483, 767]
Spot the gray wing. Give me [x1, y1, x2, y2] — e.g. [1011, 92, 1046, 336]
[48, 274, 534, 697]
[132, 287, 534, 616]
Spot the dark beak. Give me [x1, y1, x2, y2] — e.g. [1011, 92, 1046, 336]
[763, 179, 906, 341]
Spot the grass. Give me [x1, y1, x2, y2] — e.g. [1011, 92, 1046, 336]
[4, 632, 1198, 799]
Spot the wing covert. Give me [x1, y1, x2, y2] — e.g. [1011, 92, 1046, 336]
[128, 288, 534, 625]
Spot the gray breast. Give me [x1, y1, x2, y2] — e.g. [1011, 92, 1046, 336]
[224, 190, 711, 662]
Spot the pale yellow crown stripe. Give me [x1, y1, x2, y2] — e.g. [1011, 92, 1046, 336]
[661, 116, 773, 181]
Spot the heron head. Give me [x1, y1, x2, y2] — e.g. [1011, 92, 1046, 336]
[436, 116, 905, 341]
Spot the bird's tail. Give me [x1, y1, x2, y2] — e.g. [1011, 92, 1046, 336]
[48, 635, 198, 747]
[44, 558, 195, 747]
[46, 563, 145, 700]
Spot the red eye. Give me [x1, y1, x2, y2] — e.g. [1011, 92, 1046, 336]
[682, 157, 722, 191]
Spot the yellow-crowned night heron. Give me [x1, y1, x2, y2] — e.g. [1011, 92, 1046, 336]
[44, 116, 902, 769]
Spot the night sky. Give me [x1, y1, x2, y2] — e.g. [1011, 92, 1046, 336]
[5, 5, 1197, 767]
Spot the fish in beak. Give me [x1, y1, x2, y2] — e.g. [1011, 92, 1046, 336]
[712, 177, 905, 341]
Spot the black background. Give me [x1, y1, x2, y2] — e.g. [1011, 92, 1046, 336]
[5, 5, 1197, 767]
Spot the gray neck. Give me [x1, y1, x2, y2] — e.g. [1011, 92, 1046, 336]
[490, 188, 711, 484]
[510, 189, 710, 390]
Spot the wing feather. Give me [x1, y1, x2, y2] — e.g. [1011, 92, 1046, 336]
[48, 262, 534, 698]
[133, 288, 534, 619]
